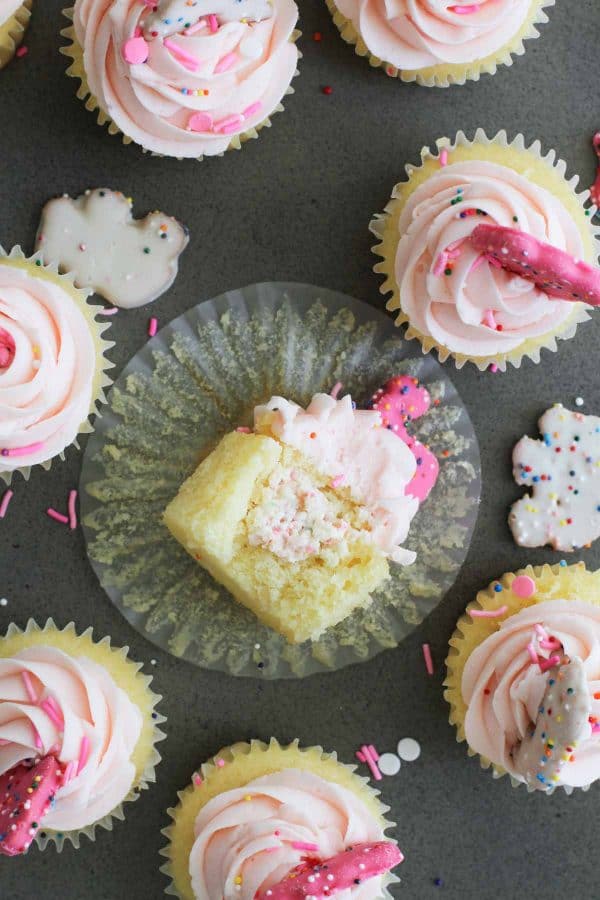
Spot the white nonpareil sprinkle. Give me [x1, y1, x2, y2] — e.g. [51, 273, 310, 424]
[378, 753, 401, 776]
[397, 738, 421, 762]
[0, 598, 7, 607]
[575, 397, 584, 407]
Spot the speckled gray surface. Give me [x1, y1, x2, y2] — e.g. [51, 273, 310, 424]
[0, 1, 599, 897]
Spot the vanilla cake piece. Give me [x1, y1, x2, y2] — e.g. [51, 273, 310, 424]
[164, 393, 420, 644]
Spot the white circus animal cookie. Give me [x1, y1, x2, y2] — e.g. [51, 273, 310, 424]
[143, 0, 273, 40]
[513, 657, 591, 791]
[509, 404, 600, 552]
[36, 189, 189, 309]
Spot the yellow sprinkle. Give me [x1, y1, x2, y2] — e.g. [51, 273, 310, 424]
[549, 493, 558, 501]
[525, 505, 538, 513]
[234, 876, 242, 885]
[556, 715, 562, 723]
[127, 197, 133, 205]
[244, 795, 252, 802]
[559, 519, 567, 526]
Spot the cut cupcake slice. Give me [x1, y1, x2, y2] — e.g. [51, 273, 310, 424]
[164, 392, 419, 644]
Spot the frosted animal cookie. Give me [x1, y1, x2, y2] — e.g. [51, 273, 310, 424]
[510, 404, 600, 551]
[36, 189, 189, 309]
[513, 656, 591, 792]
[142, 0, 273, 40]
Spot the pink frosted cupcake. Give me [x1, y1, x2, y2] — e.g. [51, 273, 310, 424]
[62, 0, 300, 159]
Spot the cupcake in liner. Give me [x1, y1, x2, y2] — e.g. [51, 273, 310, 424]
[371, 130, 600, 372]
[61, 1, 301, 160]
[79, 282, 480, 679]
[0, 0, 31, 69]
[0, 245, 114, 484]
[0, 617, 166, 853]
[160, 737, 401, 899]
[326, 0, 554, 87]
[445, 562, 600, 795]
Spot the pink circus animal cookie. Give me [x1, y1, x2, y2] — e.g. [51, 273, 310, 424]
[368, 376, 439, 502]
[255, 841, 404, 899]
[0, 755, 62, 857]
[591, 132, 600, 210]
[469, 224, 600, 305]
[509, 404, 600, 552]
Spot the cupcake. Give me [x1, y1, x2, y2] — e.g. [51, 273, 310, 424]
[62, 0, 300, 159]
[0, 246, 113, 482]
[0, 618, 165, 854]
[160, 737, 403, 899]
[371, 130, 599, 372]
[163, 389, 422, 644]
[326, 0, 554, 87]
[0, 0, 31, 69]
[445, 562, 600, 793]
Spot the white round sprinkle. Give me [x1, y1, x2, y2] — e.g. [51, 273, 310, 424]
[150, 659, 157, 666]
[239, 35, 263, 59]
[397, 738, 421, 762]
[254, 643, 261, 650]
[575, 397, 584, 407]
[0, 598, 7, 607]
[377, 753, 401, 776]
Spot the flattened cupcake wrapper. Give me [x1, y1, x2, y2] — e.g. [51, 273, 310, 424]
[60, 8, 301, 161]
[0, 617, 167, 851]
[79, 282, 480, 679]
[0, 0, 32, 69]
[159, 737, 398, 900]
[444, 561, 600, 795]
[370, 129, 600, 372]
[326, 0, 554, 87]
[0, 245, 115, 485]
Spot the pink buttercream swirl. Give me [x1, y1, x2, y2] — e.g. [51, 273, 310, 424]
[394, 160, 584, 356]
[462, 599, 600, 789]
[0, 646, 143, 831]
[189, 769, 388, 900]
[0, 261, 96, 471]
[72, 0, 299, 157]
[333, 0, 533, 70]
[254, 394, 419, 564]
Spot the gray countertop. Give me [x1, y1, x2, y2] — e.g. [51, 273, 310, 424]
[1, 1, 599, 897]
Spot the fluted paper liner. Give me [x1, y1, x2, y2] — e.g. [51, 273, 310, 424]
[79, 283, 480, 679]
[326, 0, 554, 87]
[371, 130, 600, 372]
[159, 737, 398, 900]
[0, 618, 167, 850]
[0, 245, 115, 485]
[0, 0, 31, 69]
[60, 7, 301, 161]
[444, 561, 600, 795]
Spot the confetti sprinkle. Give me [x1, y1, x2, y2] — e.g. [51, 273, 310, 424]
[397, 738, 421, 762]
[377, 753, 401, 776]
[511, 575, 536, 598]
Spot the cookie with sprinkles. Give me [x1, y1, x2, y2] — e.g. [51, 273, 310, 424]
[0, 755, 62, 856]
[510, 404, 600, 551]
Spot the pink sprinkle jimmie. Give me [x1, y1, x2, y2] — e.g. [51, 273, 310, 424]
[422, 642, 434, 675]
[215, 51, 237, 73]
[469, 605, 508, 618]
[1, 441, 45, 458]
[185, 18, 207, 35]
[40, 698, 64, 729]
[208, 13, 218, 32]
[100, 306, 119, 315]
[164, 38, 201, 69]
[77, 736, 90, 775]
[330, 381, 343, 399]
[439, 148, 448, 167]
[356, 744, 382, 781]
[148, 317, 158, 338]
[291, 841, 319, 852]
[68, 489, 78, 530]
[16, 45, 28, 58]
[0, 489, 13, 519]
[46, 508, 69, 525]
[22, 671, 38, 703]
[539, 654, 561, 673]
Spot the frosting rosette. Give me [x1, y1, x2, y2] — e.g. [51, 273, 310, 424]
[371, 131, 599, 371]
[445, 563, 600, 794]
[0, 619, 165, 850]
[326, 0, 554, 86]
[0, 247, 112, 481]
[190, 770, 387, 899]
[0, 0, 31, 69]
[161, 739, 400, 899]
[63, 0, 300, 158]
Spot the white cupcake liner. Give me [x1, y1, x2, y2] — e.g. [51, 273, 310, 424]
[60, 8, 301, 161]
[326, 0, 555, 87]
[159, 737, 399, 899]
[370, 129, 600, 372]
[79, 282, 480, 679]
[0, 245, 115, 485]
[0, 617, 167, 851]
